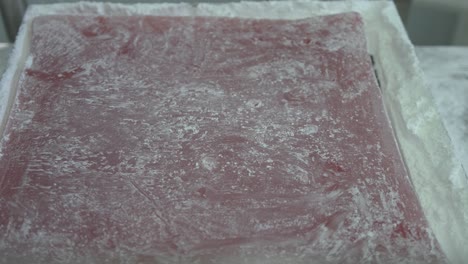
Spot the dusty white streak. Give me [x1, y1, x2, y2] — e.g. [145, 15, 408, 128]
[0, 18, 32, 153]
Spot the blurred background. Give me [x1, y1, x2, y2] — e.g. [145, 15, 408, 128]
[0, 0, 467, 46]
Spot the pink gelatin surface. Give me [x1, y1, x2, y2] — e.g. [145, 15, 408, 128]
[0, 13, 446, 263]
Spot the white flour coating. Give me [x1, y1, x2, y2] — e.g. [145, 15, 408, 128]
[0, 1, 467, 264]
[416, 47, 468, 181]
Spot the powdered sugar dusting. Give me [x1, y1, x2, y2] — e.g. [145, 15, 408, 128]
[0, 1, 466, 264]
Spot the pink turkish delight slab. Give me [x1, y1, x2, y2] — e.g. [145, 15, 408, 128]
[0, 13, 446, 263]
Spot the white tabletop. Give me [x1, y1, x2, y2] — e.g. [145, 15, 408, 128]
[415, 46, 468, 172]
